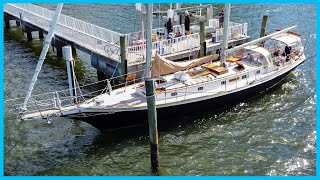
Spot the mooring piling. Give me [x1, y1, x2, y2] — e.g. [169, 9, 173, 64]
[145, 3, 159, 172]
[145, 79, 159, 171]
[39, 30, 44, 39]
[260, 15, 268, 46]
[199, 19, 206, 57]
[120, 35, 128, 82]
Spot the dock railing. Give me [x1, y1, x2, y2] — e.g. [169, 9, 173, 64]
[215, 22, 248, 42]
[126, 33, 200, 65]
[126, 24, 186, 47]
[126, 20, 248, 64]
[208, 19, 219, 28]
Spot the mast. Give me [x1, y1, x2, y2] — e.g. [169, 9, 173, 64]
[20, 4, 63, 111]
[145, 4, 153, 79]
[220, 3, 231, 67]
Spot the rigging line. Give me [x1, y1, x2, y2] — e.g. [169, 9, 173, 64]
[74, 76, 85, 103]
[158, 3, 161, 28]
[100, 62, 119, 95]
[68, 59, 85, 104]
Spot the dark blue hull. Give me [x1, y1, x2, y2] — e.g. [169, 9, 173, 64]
[71, 67, 298, 131]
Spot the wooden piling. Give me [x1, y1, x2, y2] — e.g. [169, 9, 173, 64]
[206, 6, 213, 26]
[26, 31, 32, 41]
[259, 15, 268, 46]
[145, 79, 159, 172]
[55, 40, 64, 57]
[145, 3, 159, 173]
[4, 17, 10, 29]
[120, 35, 127, 79]
[71, 46, 77, 55]
[39, 30, 44, 39]
[199, 20, 205, 57]
[51, 38, 55, 52]
[19, 13, 24, 33]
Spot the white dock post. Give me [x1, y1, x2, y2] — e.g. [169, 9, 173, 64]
[63, 45, 77, 102]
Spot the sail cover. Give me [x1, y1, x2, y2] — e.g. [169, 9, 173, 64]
[152, 53, 219, 76]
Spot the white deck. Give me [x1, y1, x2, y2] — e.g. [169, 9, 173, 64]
[79, 54, 304, 111]
[17, 32, 305, 120]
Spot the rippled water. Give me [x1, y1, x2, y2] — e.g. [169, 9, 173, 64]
[4, 4, 316, 175]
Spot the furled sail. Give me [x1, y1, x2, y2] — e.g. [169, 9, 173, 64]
[152, 53, 219, 76]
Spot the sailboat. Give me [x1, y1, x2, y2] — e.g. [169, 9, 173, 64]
[7, 4, 305, 130]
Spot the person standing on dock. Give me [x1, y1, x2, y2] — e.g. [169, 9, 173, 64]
[219, 10, 224, 28]
[184, 11, 191, 35]
[164, 18, 173, 37]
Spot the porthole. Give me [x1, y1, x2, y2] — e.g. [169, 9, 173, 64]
[198, 87, 203, 91]
[221, 81, 226, 85]
[171, 92, 177, 96]
[242, 75, 247, 79]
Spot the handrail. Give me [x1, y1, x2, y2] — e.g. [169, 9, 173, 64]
[126, 33, 200, 64]
[4, 3, 122, 60]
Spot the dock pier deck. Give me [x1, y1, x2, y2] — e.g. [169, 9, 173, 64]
[4, 3, 250, 80]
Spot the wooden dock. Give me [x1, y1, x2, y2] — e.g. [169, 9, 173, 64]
[4, 3, 250, 81]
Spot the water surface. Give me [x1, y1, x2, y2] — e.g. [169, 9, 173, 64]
[4, 4, 316, 175]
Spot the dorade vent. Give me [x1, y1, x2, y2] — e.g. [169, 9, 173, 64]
[242, 75, 247, 79]
[229, 77, 240, 82]
[126, 74, 136, 81]
[198, 87, 204, 91]
[221, 81, 226, 85]
[171, 92, 177, 96]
